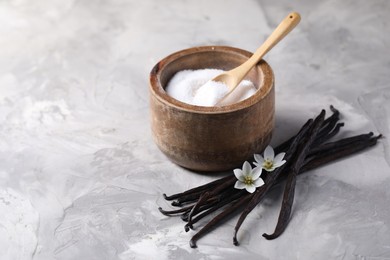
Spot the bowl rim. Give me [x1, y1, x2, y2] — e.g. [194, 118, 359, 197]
[149, 45, 274, 114]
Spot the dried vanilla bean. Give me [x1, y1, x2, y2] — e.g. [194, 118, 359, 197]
[232, 113, 318, 245]
[180, 187, 240, 221]
[163, 175, 232, 201]
[185, 190, 246, 231]
[275, 106, 338, 153]
[159, 106, 382, 248]
[189, 193, 253, 248]
[316, 113, 339, 140]
[158, 204, 193, 216]
[308, 132, 374, 157]
[171, 190, 206, 206]
[321, 105, 339, 126]
[187, 177, 237, 222]
[262, 109, 325, 240]
[302, 134, 381, 172]
[312, 122, 344, 146]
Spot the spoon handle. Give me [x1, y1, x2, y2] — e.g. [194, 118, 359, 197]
[250, 12, 300, 65]
[230, 12, 301, 89]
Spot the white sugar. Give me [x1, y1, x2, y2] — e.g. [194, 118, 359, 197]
[165, 69, 257, 106]
[193, 80, 228, 106]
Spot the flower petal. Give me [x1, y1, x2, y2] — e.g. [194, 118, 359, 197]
[253, 166, 263, 174]
[251, 167, 262, 180]
[253, 178, 265, 188]
[245, 185, 256, 193]
[273, 159, 286, 168]
[263, 166, 275, 172]
[234, 181, 246, 190]
[253, 154, 265, 165]
[264, 146, 275, 160]
[274, 152, 286, 164]
[242, 161, 252, 175]
[233, 169, 244, 181]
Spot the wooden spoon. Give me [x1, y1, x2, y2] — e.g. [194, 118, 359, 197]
[215, 12, 301, 106]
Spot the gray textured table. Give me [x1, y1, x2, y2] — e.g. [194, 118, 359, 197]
[1, 0, 389, 259]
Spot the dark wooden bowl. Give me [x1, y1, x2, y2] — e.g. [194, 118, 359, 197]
[149, 46, 274, 172]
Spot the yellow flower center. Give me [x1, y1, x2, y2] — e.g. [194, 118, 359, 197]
[243, 175, 254, 185]
[263, 159, 273, 170]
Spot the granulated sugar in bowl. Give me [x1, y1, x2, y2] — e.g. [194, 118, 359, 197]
[165, 68, 257, 107]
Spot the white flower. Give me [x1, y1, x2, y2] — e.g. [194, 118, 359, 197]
[254, 145, 286, 172]
[234, 161, 265, 193]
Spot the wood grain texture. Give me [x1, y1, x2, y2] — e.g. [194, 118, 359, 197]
[149, 46, 275, 172]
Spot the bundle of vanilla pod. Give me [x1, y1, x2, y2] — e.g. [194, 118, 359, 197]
[159, 106, 382, 248]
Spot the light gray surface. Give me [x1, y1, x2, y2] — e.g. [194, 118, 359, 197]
[1, 0, 390, 259]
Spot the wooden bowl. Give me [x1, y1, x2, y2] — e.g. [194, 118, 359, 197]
[149, 46, 274, 172]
